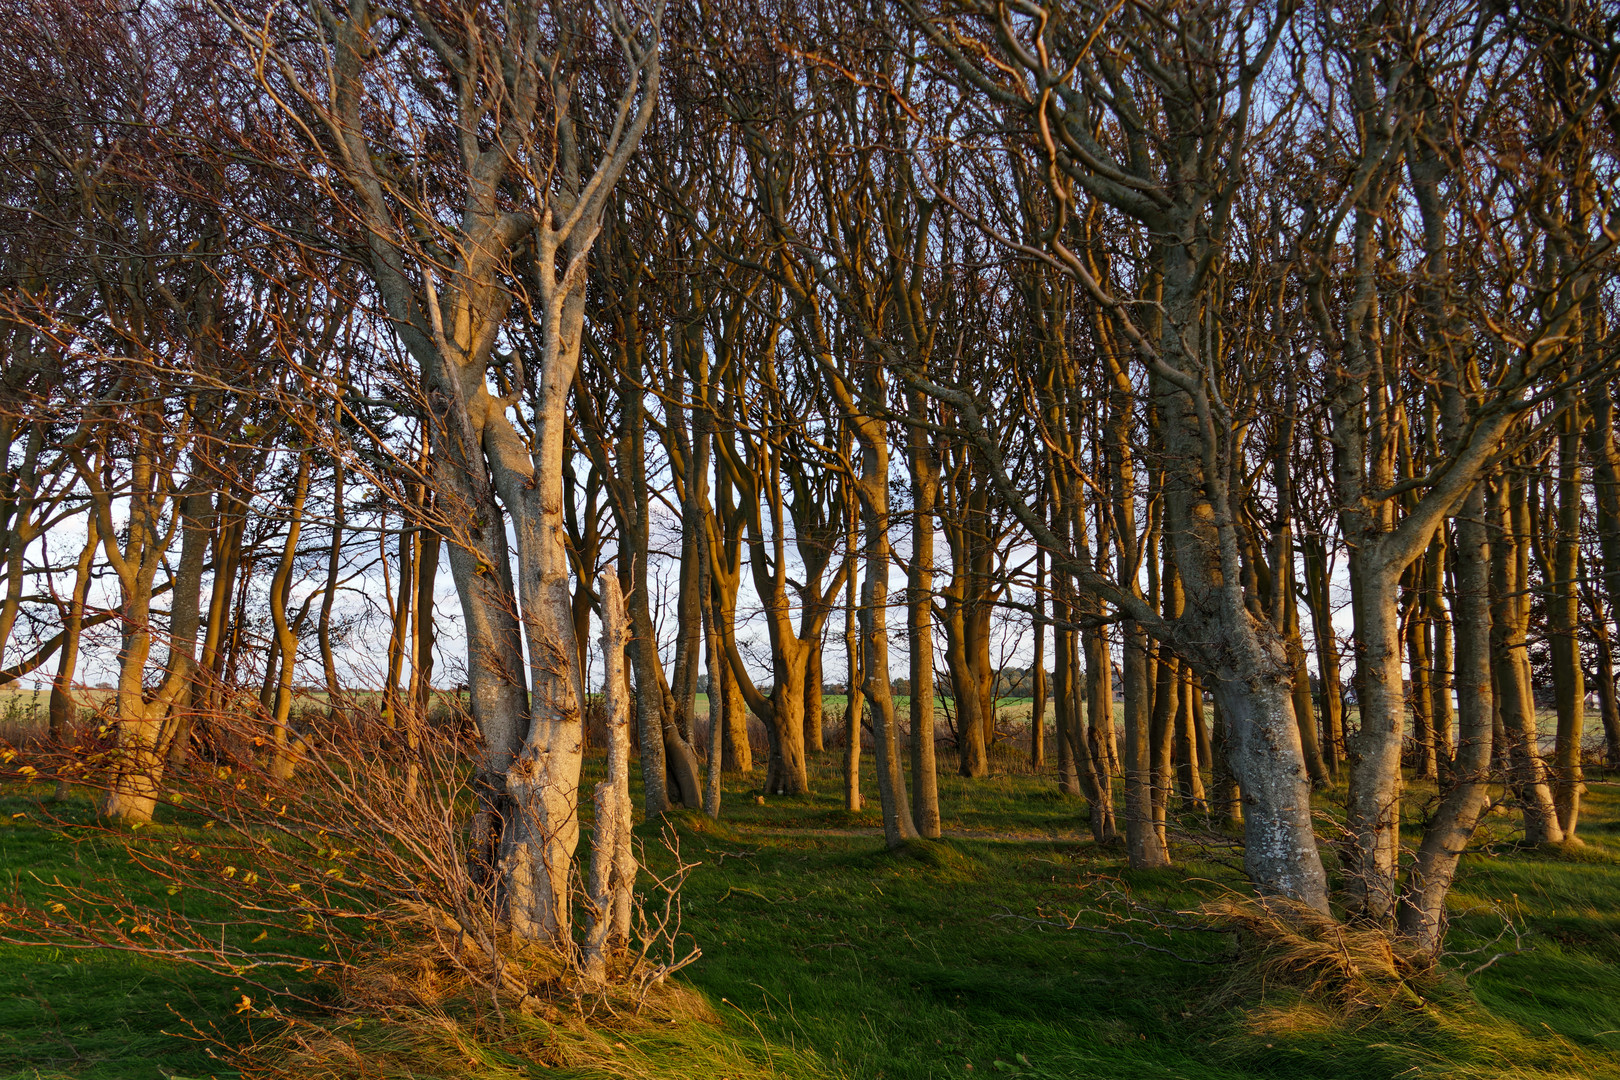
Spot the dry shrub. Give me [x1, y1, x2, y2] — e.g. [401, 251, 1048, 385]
[2, 693, 700, 1038]
[1202, 894, 1437, 1014]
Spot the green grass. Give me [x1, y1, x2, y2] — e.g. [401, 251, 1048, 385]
[3, 747, 1620, 1079]
[0, 793, 255, 1079]
[660, 755, 1620, 1080]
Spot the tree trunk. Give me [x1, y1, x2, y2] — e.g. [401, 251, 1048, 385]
[1176, 666, 1206, 812]
[1214, 675, 1330, 913]
[1549, 401, 1586, 838]
[906, 390, 942, 836]
[1427, 533, 1456, 778]
[1406, 572, 1438, 780]
[48, 516, 98, 740]
[1149, 645, 1178, 844]
[1488, 470, 1563, 845]
[382, 508, 414, 728]
[1209, 697, 1241, 826]
[842, 537, 864, 813]
[268, 456, 310, 780]
[582, 572, 636, 985]
[1300, 533, 1345, 779]
[1398, 483, 1496, 949]
[318, 461, 345, 711]
[804, 641, 826, 754]
[1053, 618, 1081, 795]
[1031, 548, 1047, 768]
[944, 595, 988, 778]
[1344, 554, 1408, 921]
[709, 535, 753, 774]
[852, 409, 918, 849]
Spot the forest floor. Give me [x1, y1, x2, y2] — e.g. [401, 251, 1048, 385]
[2, 743, 1620, 1079]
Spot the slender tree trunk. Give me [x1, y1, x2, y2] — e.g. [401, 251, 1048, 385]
[268, 456, 310, 781]
[1344, 551, 1409, 920]
[1549, 400, 1586, 838]
[843, 533, 864, 812]
[412, 529, 440, 720]
[906, 392, 942, 835]
[1398, 483, 1496, 949]
[1428, 533, 1456, 778]
[1284, 558, 1328, 789]
[1191, 673, 1212, 776]
[199, 497, 246, 715]
[48, 516, 98, 740]
[701, 530, 724, 817]
[1301, 533, 1345, 779]
[852, 409, 918, 849]
[583, 572, 636, 985]
[1407, 573, 1438, 780]
[1176, 666, 1206, 811]
[1583, 385, 1620, 761]
[318, 462, 345, 710]
[1031, 548, 1047, 768]
[1489, 470, 1563, 845]
[1149, 645, 1178, 843]
[1149, 551, 1183, 844]
[383, 509, 414, 727]
[945, 594, 987, 778]
[709, 534, 753, 774]
[1053, 616, 1080, 794]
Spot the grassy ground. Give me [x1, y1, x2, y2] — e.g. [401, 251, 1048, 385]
[0, 793, 256, 1079]
[3, 742, 1620, 1079]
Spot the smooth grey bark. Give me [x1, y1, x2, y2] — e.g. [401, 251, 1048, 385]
[227, 0, 663, 940]
[1397, 481, 1496, 949]
[582, 572, 635, 985]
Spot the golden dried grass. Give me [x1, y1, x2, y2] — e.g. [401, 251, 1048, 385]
[1202, 894, 1437, 1014]
[238, 904, 784, 1080]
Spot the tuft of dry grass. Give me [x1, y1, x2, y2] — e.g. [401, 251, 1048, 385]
[239, 923, 804, 1080]
[1202, 894, 1437, 1014]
